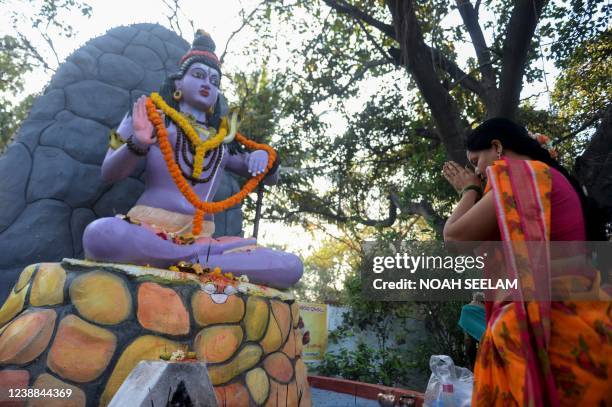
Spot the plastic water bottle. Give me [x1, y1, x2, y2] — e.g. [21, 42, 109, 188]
[435, 383, 455, 406]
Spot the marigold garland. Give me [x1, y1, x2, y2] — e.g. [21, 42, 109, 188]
[150, 92, 227, 179]
[145, 96, 277, 236]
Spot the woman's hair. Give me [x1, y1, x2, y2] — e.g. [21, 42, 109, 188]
[466, 117, 606, 240]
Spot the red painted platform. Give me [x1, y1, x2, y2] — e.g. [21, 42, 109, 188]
[308, 375, 425, 406]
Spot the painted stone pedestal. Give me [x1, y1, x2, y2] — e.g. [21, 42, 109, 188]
[0, 260, 311, 406]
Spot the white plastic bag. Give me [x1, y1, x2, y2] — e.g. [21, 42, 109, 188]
[423, 355, 473, 407]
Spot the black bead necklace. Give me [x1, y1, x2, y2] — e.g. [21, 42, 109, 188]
[173, 122, 223, 185]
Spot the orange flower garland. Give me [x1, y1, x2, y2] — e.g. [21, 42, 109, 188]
[150, 92, 227, 179]
[145, 96, 277, 236]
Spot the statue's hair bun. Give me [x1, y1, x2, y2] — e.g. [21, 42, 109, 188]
[193, 30, 216, 53]
[177, 29, 222, 76]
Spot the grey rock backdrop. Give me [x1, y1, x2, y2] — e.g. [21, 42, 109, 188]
[0, 24, 244, 302]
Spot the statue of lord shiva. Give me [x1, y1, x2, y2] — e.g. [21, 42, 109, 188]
[82, 30, 302, 289]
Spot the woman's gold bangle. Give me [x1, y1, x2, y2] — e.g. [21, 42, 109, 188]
[460, 184, 483, 200]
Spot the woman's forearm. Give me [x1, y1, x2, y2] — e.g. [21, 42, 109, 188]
[443, 190, 479, 238]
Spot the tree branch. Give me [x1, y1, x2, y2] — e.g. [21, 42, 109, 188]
[161, 0, 183, 37]
[385, 0, 467, 163]
[455, 0, 496, 95]
[574, 104, 612, 210]
[425, 45, 485, 96]
[414, 127, 440, 140]
[161, 0, 196, 39]
[38, 29, 60, 68]
[322, 0, 396, 39]
[390, 192, 445, 236]
[220, 0, 269, 64]
[316, 58, 391, 102]
[495, 0, 547, 118]
[554, 111, 604, 145]
[355, 18, 396, 63]
[16, 32, 55, 72]
[296, 189, 398, 228]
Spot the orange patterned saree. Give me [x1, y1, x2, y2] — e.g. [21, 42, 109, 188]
[472, 158, 611, 406]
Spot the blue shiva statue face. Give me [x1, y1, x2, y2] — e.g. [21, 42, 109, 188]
[174, 62, 220, 112]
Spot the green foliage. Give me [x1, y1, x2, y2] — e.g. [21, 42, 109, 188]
[0, 94, 34, 151]
[292, 238, 358, 303]
[26, 0, 92, 34]
[239, 0, 608, 240]
[227, 67, 282, 145]
[408, 301, 467, 373]
[0, 36, 32, 95]
[552, 30, 611, 127]
[224, 3, 605, 379]
[316, 270, 468, 387]
[0, 35, 35, 150]
[221, 5, 612, 296]
[3, 0, 92, 71]
[222, 64, 318, 227]
[541, 0, 610, 70]
[317, 342, 413, 387]
[0, 0, 92, 150]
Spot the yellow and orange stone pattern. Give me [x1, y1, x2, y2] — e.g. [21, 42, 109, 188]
[0, 259, 311, 406]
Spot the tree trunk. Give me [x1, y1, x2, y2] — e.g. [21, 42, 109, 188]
[493, 0, 547, 118]
[386, 0, 467, 164]
[575, 105, 612, 218]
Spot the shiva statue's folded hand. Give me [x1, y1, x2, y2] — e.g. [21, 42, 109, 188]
[247, 150, 268, 176]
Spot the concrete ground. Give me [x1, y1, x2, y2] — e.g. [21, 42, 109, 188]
[311, 388, 379, 407]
